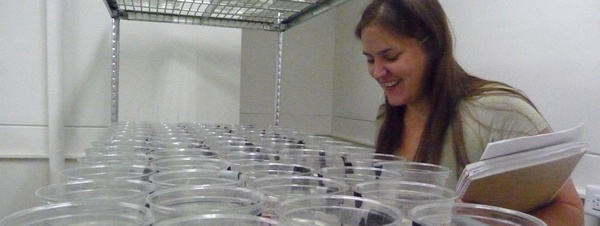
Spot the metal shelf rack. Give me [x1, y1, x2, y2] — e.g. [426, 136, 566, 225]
[103, 0, 350, 125]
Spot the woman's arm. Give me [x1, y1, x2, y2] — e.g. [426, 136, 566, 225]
[528, 178, 584, 226]
[527, 127, 584, 225]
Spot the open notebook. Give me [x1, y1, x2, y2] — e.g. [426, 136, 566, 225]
[456, 124, 588, 212]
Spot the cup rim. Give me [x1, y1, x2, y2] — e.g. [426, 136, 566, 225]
[352, 180, 458, 202]
[146, 186, 265, 216]
[375, 161, 452, 173]
[246, 175, 350, 195]
[319, 166, 405, 175]
[154, 213, 281, 226]
[147, 148, 216, 158]
[0, 201, 154, 226]
[276, 194, 403, 225]
[149, 157, 232, 171]
[35, 179, 156, 203]
[343, 152, 407, 160]
[76, 155, 150, 165]
[234, 162, 316, 171]
[148, 169, 246, 188]
[60, 164, 157, 181]
[408, 202, 547, 226]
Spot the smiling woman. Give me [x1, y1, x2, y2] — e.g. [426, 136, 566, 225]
[354, 0, 584, 225]
[361, 25, 428, 108]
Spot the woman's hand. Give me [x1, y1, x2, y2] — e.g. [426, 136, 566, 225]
[528, 178, 584, 226]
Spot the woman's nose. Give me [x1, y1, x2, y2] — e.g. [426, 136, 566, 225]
[371, 61, 388, 78]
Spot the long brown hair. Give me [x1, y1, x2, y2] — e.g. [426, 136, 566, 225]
[355, 0, 538, 169]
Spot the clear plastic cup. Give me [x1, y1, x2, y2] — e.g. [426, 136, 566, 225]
[85, 145, 159, 156]
[154, 214, 282, 226]
[232, 129, 263, 140]
[409, 202, 547, 226]
[206, 140, 256, 149]
[259, 141, 308, 153]
[77, 154, 150, 166]
[318, 166, 404, 189]
[204, 135, 249, 148]
[149, 132, 198, 141]
[197, 123, 237, 131]
[292, 134, 336, 146]
[262, 125, 297, 135]
[35, 179, 155, 206]
[150, 157, 231, 172]
[97, 133, 151, 143]
[147, 148, 217, 161]
[212, 145, 274, 154]
[149, 169, 247, 190]
[219, 152, 283, 168]
[320, 140, 359, 149]
[374, 161, 452, 187]
[0, 201, 154, 226]
[247, 175, 349, 219]
[276, 194, 403, 226]
[150, 132, 192, 140]
[278, 130, 312, 140]
[326, 145, 376, 155]
[278, 148, 344, 170]
[60, 164, 157, 182]
[146, 186, 265, 222]
[342, 153, 405, 167]
[232, 162, 316, 181]
[196, 129, 232, 138]
[277, 148, 328, 155]
[151, 140, 205, 149]
[205, 132, 243, 140]
[92, 139, 151, 147]
[255, 136, 297, 145]
[280, 154, 344, 170]
[353, 180, 458, 225]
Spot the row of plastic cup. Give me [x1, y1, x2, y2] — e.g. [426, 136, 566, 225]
[32, 167, 546, 225]
[58, 160, 451, 190]
[93, 122, 344, 150]
[4, 178, 546, 225]
[79, 143, 452, 186]
[0, 201, 546, 226]
[48, 122, 455, 225]
[0, 122, 548, 225]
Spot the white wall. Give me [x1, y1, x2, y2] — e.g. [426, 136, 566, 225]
[0, 0, 241, 219]
[240, 11, 335, 134]
[118, 21, 241, 124]
[0, 1, 48, 157]
[0, 1, 242, 157]
[332, 0, 381, 145]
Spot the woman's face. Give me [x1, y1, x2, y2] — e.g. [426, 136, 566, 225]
[361, 24, 428, 107]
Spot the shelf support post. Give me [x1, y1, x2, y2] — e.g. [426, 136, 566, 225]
[111, 17, 121, 123]
[47, 0, 65, 184]
[273, 12, 284, 126]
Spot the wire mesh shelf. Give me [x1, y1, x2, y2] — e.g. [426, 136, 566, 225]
[104, 0, 349, 31]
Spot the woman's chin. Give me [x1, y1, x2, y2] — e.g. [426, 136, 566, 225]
[384, 92, 407, 106]
[386, 99, 406, 106]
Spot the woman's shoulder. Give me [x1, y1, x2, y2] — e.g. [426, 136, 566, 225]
[459, 83, 549, 137]
[456, 84, 549, 162]
[465, 84, 533, 111]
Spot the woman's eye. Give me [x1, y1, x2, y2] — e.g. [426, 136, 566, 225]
[385, 54, 399, 62]
[366, 57, 374, 64]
